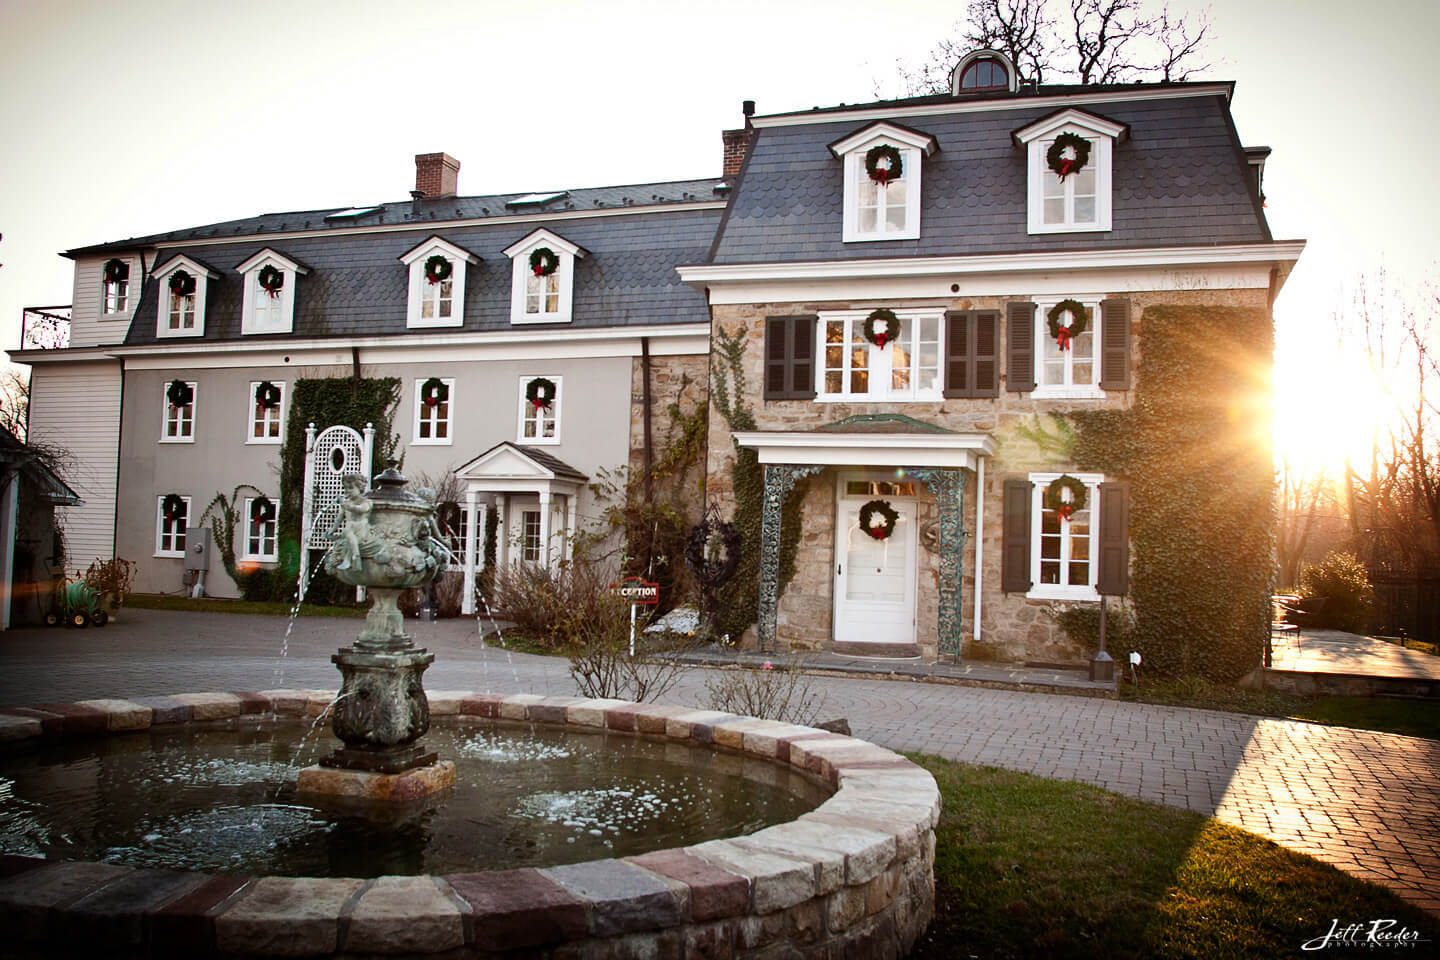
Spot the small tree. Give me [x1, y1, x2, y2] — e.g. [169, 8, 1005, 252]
[1299, 551, 1375, 634]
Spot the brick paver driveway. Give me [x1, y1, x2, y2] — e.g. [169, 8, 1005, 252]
[2, 609, 1437, 914]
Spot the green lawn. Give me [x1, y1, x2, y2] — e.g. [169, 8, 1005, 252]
[909, 755, 1435, 959]
[1119, 677, 1439, 741]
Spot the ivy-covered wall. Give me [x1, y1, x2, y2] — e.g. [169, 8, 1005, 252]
[1072, 304, 1274, 681]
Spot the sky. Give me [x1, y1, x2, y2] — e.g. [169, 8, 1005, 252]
[1, 0, 1436, 470]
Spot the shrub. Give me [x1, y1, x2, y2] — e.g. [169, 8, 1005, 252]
[1052, 603, 1136, 657]
[704, 658, 825, 726]
[1300, 551, 1374, 633]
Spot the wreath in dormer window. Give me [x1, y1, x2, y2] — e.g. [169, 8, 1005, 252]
[103, 259, 128, 284]
[864, 145, 903, 186]
[1046, 132, 1091, 181]
[424, 255, 452, 285]
[168, 271, 196, 298]
[858, 499, 899, 541]
[528, 247, 560, 277]
[254, 381, 282, 411]
[166, 379, 193, 408]
[420, 377, 449, 408]
[863, 309, 900, 348]
[161, 493, 186, 522]
[525, 377, 557, 410]
[1046, 300, 1089, 352]
[1045, 475, 1089, 522]
[257, 265, 284, 297]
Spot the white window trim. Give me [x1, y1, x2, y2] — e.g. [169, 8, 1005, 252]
[1032, 297, 1104, 399]
[237, 249, 307, 335]
[240, 497, 279, 562]
[161, 381, 197, 444]
[504, 229, 584, 325]
[1027, 471, 1102, 600]
[155, 495, 192, 558]
[412, 377, 456, 446]
[152, 256, 214, 339]
[815, 308, 945, 402]
[1016, 110, 1125, 236]
[246, 380, 286, 445]
[101, 257, 136, 320]
[830, 122, 936, 244]
[516, 374, 563, 445]
[521, 509, 542, 563]
[401, 237, 478, 330]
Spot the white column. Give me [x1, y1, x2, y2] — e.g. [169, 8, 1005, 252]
[362, 423, 375, 486]
[973, 456, 986, 645]
[462, 487, 479, 615]
[495, 495, 509, 568]
[538, 490, 553, 570]
[565, 493, 579, 564]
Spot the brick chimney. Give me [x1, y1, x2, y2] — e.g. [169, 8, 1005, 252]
[720, 100, 756, 180]
[414, 152, 460, 198]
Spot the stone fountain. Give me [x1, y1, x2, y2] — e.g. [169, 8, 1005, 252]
[296, 465, 456, 804]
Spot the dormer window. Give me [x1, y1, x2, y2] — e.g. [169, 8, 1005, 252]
[237, 249, 309, 335]
[1014, 108, 1129, 234]
[828, 121, 938, 243]
[400, 237, 480, 329]
[951, 49, 1018, 95]
[102, 258, 131, 316]
[504, 229, 586, 325]
[152, 255, 218, 338]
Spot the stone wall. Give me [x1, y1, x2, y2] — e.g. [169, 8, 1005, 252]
[708, 288, 1271, 662]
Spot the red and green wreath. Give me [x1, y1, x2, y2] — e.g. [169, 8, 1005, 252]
[254, 381, 282, 411]
[168, 271, 196, 298]
[528, 247, 559, 277]
[864, 308, 901, 348]
[424, 255, 452, 285]
[166, 379, 193, 408]
[420, 377, 450, 408]
[858, 499, 899, 541]
[1047, 132, 1091, 181]
[1045, 475, 1088, 521]
[525, 377, 557, 410]
[257, 265, 284, 297]
[251, 497, 276, 524]
[1046, 299, 1089, 352]
[161, 493, 186, 522]
[103, 258, 128, 284]
[864, 145, 903, 186]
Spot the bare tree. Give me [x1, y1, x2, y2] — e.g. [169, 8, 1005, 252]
[0, 367, 29, 441]
[1276, 456, 1332, 589]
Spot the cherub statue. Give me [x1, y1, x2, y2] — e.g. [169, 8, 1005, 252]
[333, 474, 385, 571]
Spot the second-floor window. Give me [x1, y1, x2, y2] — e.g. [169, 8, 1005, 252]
[414, 377, 454, 444]
[1036, 299, 1100, 397]
[102, 259, 129, 315]
[518, 376, 561, 444]
[249, 381, 284, 443]
[162, 380, 196, 442]
[820, 310, 942, 401]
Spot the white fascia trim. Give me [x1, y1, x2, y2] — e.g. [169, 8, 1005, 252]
[829, 122, 939, 157]
[152, 255, 220, 280]
[680, 241, 1306, 285]
[400, 236, 481, 266]
[146, 201, 727, 252]
[1013, 108, 1128, 144]
[503, 228, 586, 260]
[12, 348, 118, 363]
[733, 431, 996, 468]
[235, 248, 311, 275]
[751, 84, 1237, 129]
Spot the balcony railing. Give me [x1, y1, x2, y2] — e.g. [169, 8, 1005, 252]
[19, 306, 71, 351]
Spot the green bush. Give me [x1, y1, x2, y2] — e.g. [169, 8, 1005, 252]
[1300, 551, 1374, 633]
[1052, 602, 1136, 656]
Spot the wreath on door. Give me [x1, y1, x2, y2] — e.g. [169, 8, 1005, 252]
[858, 499, 899, 540]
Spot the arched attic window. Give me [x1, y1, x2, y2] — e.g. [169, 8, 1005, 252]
[950, 49, 1018, 95]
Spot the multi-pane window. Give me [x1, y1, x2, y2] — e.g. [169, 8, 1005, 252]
[1029, 473, 1101, 597]
[1041, 137, 1099, 227]
[168, 288, 197, 332]
[857, 159, 909, 236]
[821, 312, 941, 400]
[438, 501, 468, 569]
[250, 274, 283, 330]
[162, 382, 196, 442]
[156, 496, 190, 557]
[103, 261, 129, 315]
[521, 510, 542, 563]
[413, 378, 454, 444]
[243, 497, 278, 561]
[506, 231, 581, 325]
[518, 376, 561, 443]
[833, 126, 932, 243]
[526, 271, 559, 316]
[404, 240, 473, 329]
[1035, 300, 1100, 395]
[960, 58, 1008, 90]
[249, 381, 284, 443]
[420, 270, 454, 322]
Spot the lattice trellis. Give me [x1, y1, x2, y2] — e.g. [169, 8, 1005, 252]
[305, 425, 367, 549]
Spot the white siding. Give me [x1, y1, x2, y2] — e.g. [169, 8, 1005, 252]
[28, 362, 122, 568]
[70, 255, 142, 348]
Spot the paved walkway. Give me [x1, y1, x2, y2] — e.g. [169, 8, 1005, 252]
[1271, 627, 1440, 680]
[2, 609, 1438, 915]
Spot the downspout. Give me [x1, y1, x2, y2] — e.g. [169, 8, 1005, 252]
[112, 357, 126, 562]
[972, 455, 985, 650]
[641, 336, 654, 572]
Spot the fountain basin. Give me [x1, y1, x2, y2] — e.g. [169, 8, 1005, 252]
[0, 691, 938, 958]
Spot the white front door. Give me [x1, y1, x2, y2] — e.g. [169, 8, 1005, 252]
[834, 496, 917, 647]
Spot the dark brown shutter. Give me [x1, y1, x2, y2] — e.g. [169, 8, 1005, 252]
[1006, 301, 1035, 393]
[943, 311, 970, 398]
[974, 310, 999, 397]
[764, 315, 817, 400]
[1098, 298, 1131, 391]
[1001, 478, 1033, 593]
[1096, 481, 1130, 596]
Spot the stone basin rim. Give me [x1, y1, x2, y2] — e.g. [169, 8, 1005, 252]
[0, 690, 939, 958]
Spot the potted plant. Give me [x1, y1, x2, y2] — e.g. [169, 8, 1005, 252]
[83, 557, 134, 621]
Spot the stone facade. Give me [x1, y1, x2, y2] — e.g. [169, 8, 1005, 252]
[706, 288, 1271, 663]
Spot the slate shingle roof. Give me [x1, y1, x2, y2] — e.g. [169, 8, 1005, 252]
[710, 92, 1269, 264]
